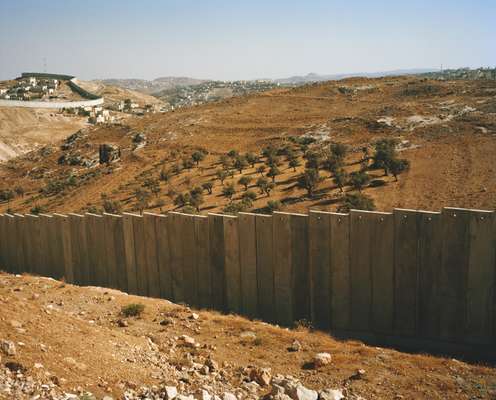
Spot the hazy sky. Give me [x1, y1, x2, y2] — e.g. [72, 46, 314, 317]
[0, 0, 494, 81]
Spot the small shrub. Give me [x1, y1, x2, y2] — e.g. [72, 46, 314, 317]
[121, 303, 145, 317]
[338, 193, 375, 212]
[30, 204, 47, 215]
[266, 200, 282, 213]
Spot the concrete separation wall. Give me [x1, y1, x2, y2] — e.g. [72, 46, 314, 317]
[0, 72, 104, 109]
[0, 207, 494, 359]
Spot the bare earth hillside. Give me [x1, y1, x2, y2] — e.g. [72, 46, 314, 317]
[0, 108, 87, 161]
[0, 76, 495, 214]
[77, 80, 164, 107]
[0, 272, 494, 399]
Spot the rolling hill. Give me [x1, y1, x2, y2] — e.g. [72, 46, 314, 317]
[0, 75, 495, 215]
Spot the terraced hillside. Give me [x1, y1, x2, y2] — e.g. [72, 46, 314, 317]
[0, 76, 495, 215]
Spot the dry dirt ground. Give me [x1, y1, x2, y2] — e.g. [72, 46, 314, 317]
[0, 108, 87, 161]
[77, 80, 164, 107]
[0, 272, 494, 399]
[0, 76, 495, 215]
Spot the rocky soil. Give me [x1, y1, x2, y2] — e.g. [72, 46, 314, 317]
[0, 272, 495, 399]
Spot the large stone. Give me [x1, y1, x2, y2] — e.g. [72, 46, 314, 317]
[179, 335, 198, 348]
[222, 393, 237, 400]
[319, 389, 344, 400]
[292, 385, 318, 400]
[250, 367, 271, 386]
[99, 143, 120, 164]
[195, 389, 212, 400]
[313, 352, 332, 368]
[163, 386, 178, 399]
[0, 340, 16, 356]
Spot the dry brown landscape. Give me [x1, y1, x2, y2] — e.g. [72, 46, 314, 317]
[1, 272, 495, 399]
[0, 75, 495, 215]
[1, 75, 496, 399]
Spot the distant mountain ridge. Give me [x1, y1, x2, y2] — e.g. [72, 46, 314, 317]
[274, 68, 437, 84]
[98, 69, 437, 94]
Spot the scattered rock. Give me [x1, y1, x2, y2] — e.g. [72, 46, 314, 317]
[240, 331, 257, 341]
[99, 143, 121, 164]
[190, 313, 200, 320]
[196, 389, 212, 400]
[292, 384, 318, 400]
[0, 339, 16, 356]
[160, 317, 174, 326]
[205, 358, 218, 371]
[222, 393, 236, 400]
[132, 132, 147, 149]
[250, 367, 272, 386]
[312, 353, 331, 368]
[319, 389, 344, 400]
[179, 335, 198, 348]
[348, 369, 366, 381]
[163, 387, 178, 399]
[288, 340, 302, 352]
[116, 319, 128, 327]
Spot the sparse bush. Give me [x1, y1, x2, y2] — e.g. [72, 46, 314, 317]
[134, 189, 151, 214]
[202, 181, 213, 194]
[30, 204, 47, 215]
[238, 175, 253, 191]
[245, 152, 258, 167]
[189, 190, 204, 212]
[242, 190, 257, 203]
[222, 183, 236, 202]
[349, 171, 370, 192]
[338, 193, 376, 212]
[256, 177, 275, 197]
[267, 166, 281, 183]
[121, 303, 145, 317]
[219, 154, 232, 170]
[234, 155, 248, 173]
[371, 138, 399, 175]
[261, 145, 277, 159]
[322, 154, 343, 175]
[0, 189, 15, 204]
[330, 143, 347, 161]
[333, 168, 348, 192]
[14, 186, 25, 197]
[159, 168, 171, 182]
[174, 192, 191, 208]
[297, 168, 320, 197]
[182, 158, 194, 170]
[266, 200, 282, 213]
[144, 178, 160, 197]
[256, 165, 266, 176]
[289, 158, 301, 172]
[304, 150, 321, 171]
[191, 151, 205, 166]
[389, 158, 410, 181]
[216, 169, 228, 185]
[223, 200, 251, 214]
[103, 198, 122, 214]
[227, 149, 239, 158]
